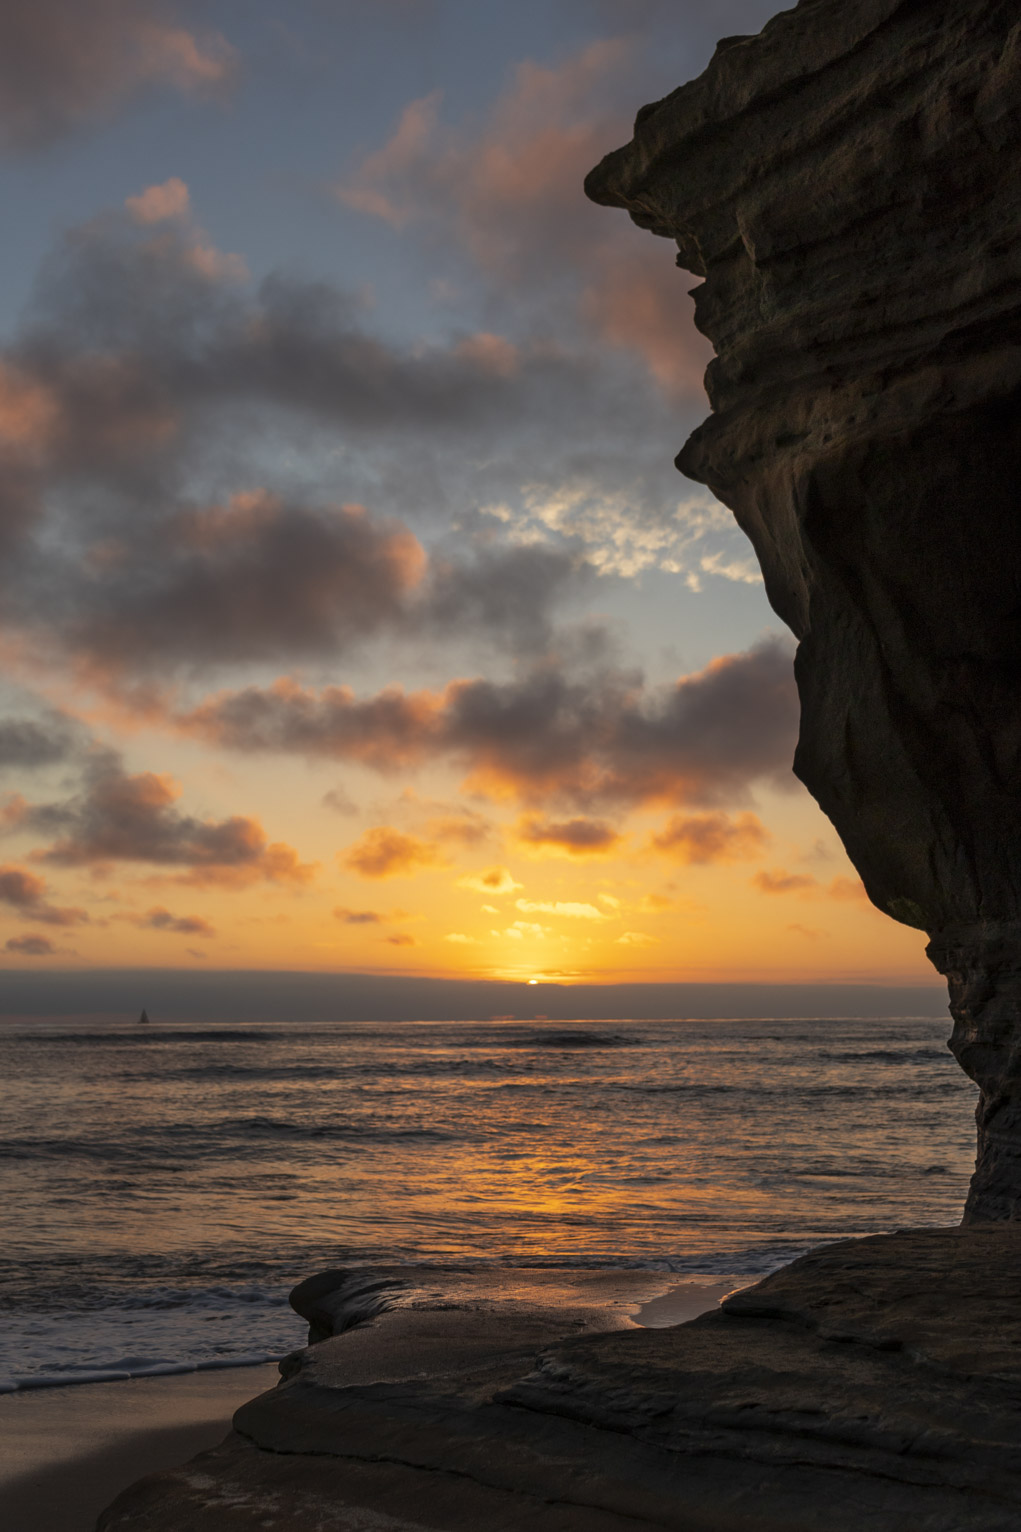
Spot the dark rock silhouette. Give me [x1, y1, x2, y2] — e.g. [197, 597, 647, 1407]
[586, 0, 1021, 1221]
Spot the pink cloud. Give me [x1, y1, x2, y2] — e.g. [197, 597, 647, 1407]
[333, 39, 710, 396]
[0, 1, 236, 152]
[125, 176, 190, 225]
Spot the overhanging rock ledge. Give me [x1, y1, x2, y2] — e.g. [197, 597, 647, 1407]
[586, 0, 1021, 1220]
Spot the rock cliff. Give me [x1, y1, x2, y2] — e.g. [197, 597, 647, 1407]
[585, 0, 1021, 1220]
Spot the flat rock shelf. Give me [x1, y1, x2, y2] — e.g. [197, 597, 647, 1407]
[97, 1230, 1021, 1531]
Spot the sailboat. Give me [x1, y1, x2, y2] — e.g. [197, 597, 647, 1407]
[138, 1008, 150, 1025]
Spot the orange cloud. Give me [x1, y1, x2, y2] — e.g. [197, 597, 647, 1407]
[334, 906, 384, 925]
[0, 363, 58, 452]
[750, 868, 871, 905]
[827, 876, 870, 903]
[344, 826, 440, 879]
[0, 863, 88, 925]
[651, 812, 770, 865]
[457, 866, 521, 895]
[515, 898, 605, 920]
[427, 813, 492, 848]
[752, 868, 819, 895]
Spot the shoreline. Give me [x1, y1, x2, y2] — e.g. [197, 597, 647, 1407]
[0, 1364, 281, 1532]
[1, 1351, 285, 1396]
[1, 1271, 733, 1532]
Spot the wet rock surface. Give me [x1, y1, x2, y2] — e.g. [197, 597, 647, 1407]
[96, 1232, 1021, 1531]
[585, 0, 1021, 1218]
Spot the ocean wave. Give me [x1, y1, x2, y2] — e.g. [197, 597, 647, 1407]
[20, 1029, 289, 1045]
[5, 1351, 280, 1393]
[819, 1047, 945, 1064]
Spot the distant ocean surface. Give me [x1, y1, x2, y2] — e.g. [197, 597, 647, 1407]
[0, 1014, 976, 1391]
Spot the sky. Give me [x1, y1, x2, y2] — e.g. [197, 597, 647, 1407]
[0, 0, 936, 992]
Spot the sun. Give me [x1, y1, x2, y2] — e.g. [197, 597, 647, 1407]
[528, 979, 538, 985]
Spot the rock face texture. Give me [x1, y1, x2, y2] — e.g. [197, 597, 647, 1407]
[585, 0, 1021, 1220]
[97, 1234, 1021, 1531]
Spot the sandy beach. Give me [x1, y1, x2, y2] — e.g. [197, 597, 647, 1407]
[1, 1277, 732, 1532]
[0, 1363, 279, 1532]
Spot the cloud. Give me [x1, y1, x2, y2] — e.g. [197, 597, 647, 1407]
[444, 932, 475, 944]
[752, 869, 819, 896]
[426, 809, 493, 848]
[0, 863, 88, 925]
[827, 876, 869, 903]
[5, 932, 71, 955]
[334, 906, 384, 925]
[333, 40, 714, 398]
[132, 905, 215, 936]
[650, 812, 770, 865]
[0, 711, 81, 769]
[0, 182, 751, 675]
[322, 787, 359, 817]
[125, 177, 191, 225]
[615, 930, 657, 946]
[343, 826, 440, 879]
[750, 868, 871, 904]
[68, 493, 428, 676]
[516, 814, 621, 855]
[7, 755, 314, 885]
[383, 932, 416, 946]
[492, 921, 548, 941]
[457, 867, 522, 895]
[186, 638, 797, 811]
[0, 1, 235, 152]
[515, 898, 605, 920]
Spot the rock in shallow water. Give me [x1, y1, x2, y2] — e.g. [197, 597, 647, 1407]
[586, 0, 1021, 1220]
[96, 1231, 1021, 1530]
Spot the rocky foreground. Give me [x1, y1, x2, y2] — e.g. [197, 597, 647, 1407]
[97, 1228, 1021, 1531]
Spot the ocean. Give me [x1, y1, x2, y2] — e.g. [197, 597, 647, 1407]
[0, 1013, 975, 1391]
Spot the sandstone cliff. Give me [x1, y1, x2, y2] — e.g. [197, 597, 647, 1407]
[586, 0, 1021, 1220]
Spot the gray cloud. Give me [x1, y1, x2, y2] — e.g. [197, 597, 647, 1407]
[0, 711, 81, 769]
[516, 815, 621, 854]
[7, 754, 314, 885]
[0, 863, 88, 925]
[0, 0, 234, 152]
[0, 211, 625, 679]
[134, 906, 216, 936]
[334, 907, 384, 925]
[185, 638, 798, 810]
[5, 932, 71, 955]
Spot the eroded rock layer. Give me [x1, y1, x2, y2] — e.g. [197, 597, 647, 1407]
[97, 1236, 1021, 1531]
[585, 0, 1021, 1218]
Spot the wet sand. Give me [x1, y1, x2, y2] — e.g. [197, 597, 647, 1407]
[0, 1364, 279, 1532]
[3, 1278, 736, 1532]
